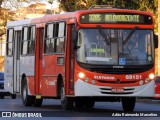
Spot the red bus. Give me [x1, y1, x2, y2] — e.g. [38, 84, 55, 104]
[155, 76, 160, 98]
[4, 7, 158, 112]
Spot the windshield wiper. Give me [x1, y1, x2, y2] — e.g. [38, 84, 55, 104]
[97, 25, 111, 45]
[123, 26, 139, 45]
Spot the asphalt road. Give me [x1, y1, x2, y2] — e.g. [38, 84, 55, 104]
[0, 96, 160, 120]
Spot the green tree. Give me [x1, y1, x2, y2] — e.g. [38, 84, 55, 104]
[0, 0, 2, 8]
[58, 0, 97, 12]
[0, 0, 42, 34]
[1, 0, 41, 10]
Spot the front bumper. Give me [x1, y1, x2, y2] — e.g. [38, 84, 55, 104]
[75, 79, 155, 97]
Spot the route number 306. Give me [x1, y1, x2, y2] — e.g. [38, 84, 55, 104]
[126, 75, 142, 79]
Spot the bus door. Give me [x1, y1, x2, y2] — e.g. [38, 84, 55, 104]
[13, 30, 21, 93]
[35, 27, 44, 96]
[65, 18, 77, 95]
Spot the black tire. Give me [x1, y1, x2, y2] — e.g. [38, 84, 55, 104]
[33, 97, 43, 107]
[122, 97, 136, 112]
[0, 96, 4, 99]
[84, 100, 95, 109]
[21, 77, 34, 106]
[75, 98, 95, 110]
[75, 99, 84, 109]
[60, 85, 73, 110]
[11, 94, 16, 99]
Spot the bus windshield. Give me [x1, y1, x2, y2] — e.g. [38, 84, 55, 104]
[76, 28, 154, 65]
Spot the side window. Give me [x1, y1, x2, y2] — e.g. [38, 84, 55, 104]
[21, 27, 28, 55]
[28, 26, 36, 55]
[55, 22, 65, 53]
[44, 22, 66, 54]
[44, 23, 54, 54]
[21, 26, 36, 55]
[6, 29, 14, 56]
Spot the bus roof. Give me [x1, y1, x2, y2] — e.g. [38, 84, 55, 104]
[7, 8, 153, 28]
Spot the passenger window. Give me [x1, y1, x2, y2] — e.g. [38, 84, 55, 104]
[55, 38, 64, 53]
[44, 39, 54, 54]
[21, 26, 36, 55]
[6, 29, 14, 56]
[22, 41, 28, 55]
[46, 24, 54, 38]
[55, 22, 65, 53]
[23, 27, 28, 40]
[44, 23, 55, 54]
[44, 22, 65, 54]
[58, 22, 65, 37]
[28, 26, 36, 55]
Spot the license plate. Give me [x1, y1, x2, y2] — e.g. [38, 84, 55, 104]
[112, 88, 124, 93]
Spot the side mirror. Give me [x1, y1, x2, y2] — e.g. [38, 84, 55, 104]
[154, 34, 158, 49]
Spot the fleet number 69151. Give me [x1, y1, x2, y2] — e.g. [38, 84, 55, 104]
[126, 75, 142, 79]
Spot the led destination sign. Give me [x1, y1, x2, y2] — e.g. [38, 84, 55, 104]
[105, 14, 139, 22]
[80, 13, 152, 24]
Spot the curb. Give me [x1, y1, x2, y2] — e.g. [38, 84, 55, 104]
[137, 98, 160, 104]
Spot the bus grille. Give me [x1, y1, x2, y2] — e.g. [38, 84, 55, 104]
[101, 92, 134, 94]
[100, 88, 135, 95]
[97, 80, 137, 84]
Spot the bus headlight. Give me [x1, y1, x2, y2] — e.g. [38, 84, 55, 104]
[78, 72, 85, 79]
[149, 73, 155, 80]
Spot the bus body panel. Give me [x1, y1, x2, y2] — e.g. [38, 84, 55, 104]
[74, 62, 155, 97]
[155, 83, 160, 98]
[20, 56, 35, 95]
[74, 63, 155, 86]
[41, 55, 58, 97]
[41, 76, 57, 97]
[4, 57, 13, 93]
[27, 76, 35, 95]
[154, 76, 160, 98]
[4, 9, 155, 102]
[20, 57, 35, 76]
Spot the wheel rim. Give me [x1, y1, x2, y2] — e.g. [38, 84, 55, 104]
[60, 87, 65, 104]
[23, 86, 27, 100]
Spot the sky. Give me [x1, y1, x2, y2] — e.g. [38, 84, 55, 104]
[2, 0, 59, 10]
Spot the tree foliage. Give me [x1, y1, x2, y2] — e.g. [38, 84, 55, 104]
[0, 0, 41, 36]
[58, 0, 97, 11]
[2, 0, 41, 10]
[0, 9, 15, 36]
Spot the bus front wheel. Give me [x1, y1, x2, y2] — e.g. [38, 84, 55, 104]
[21, 77, 34, 106]
[60, 85, 73, 110]
[84, 100, 95, 109]
[122, 97, 136, 112]
[11, 94, 16, 99]
[75, 98, 95, 109]
[0, 95, 4, 99]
